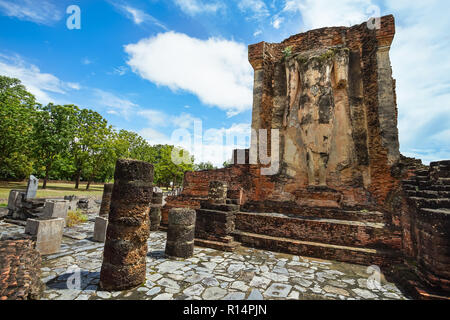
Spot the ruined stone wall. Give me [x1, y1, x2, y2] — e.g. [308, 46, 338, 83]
[246, 15, 400, 212]
[401, 161, 450, 296]
[167, 15, 403, 219]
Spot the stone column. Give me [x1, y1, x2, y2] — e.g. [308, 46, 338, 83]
[150, 192, 163, 231]
[99, 184, 114, 216]
[208, 181, 228, 204]
[100, 159, 153, 291]
[165, 208, 196, 258]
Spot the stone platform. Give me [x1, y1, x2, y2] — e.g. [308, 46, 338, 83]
[0, 219, 408, 300]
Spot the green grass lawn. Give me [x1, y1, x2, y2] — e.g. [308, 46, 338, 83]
[0, 181, 104, 205]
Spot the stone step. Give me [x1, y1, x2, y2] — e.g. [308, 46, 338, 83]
[431, 160, 450, 167]
[406, 190, 450, 199]
[235, 212, 400, 250]
[200, 201, 239, 212]
[241, 206, 385, 223]
[196, 209, 236, 222]
[426, 184, 450, 192]
[194, 238, 240, 252]
[232, 231, 400, 267]
[403, 184, 419, 191]
[409, 197, 450, 209]
[415, 169, 430, 177]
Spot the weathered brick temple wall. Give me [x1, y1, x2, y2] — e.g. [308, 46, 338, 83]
[163, 15, 450, 299]
[164, 15, 402, 225]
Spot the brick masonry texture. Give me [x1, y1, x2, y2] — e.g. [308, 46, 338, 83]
[0, 240, 43, 300]
[100, 159, 153, 291]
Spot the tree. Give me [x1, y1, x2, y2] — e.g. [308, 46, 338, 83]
[0, 76, 37, 179]
[194, 162, 216, 171]
[152, 145, 194, 189]
[71, 108, 112, 189]
[32, 104, 78, 188]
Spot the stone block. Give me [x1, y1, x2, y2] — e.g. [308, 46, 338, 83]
[64, 195, 79, 211]
[93, 216, 108, 243]
[42, 200, 69, 225]
[25, 218, 65, 255]
[7, 190, 24, 212]
[25, 175, 39, 200]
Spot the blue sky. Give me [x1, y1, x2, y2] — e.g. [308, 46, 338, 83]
[0, 0, 448, 166]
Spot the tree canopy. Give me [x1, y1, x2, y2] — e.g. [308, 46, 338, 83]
[0, 75, 195, 188]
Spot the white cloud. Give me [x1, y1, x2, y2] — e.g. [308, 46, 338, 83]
[0, 0, 62, 25]
[173, 0, 225, 16]
[253, 29, 263, 37]
[112, 66, 127, 76]
[272, 16, 284, 29]
[238, 0, 270, 19]
[94, 89, 137, 119]
[110, 2, 167, 30]
[385, 1, 450, 163]
[137, 109, 168, 127]
[0, 54, 79, 104]
[171, 112, 202, 129]
[139, 127, 173, 145]
[82, 58, 93, 65]
[281, 0, 374, 30]
[125, 31, 253, 117]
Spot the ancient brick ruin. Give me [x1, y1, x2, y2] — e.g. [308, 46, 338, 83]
[163, 15, 450, 299]
[100, 159, 154, 291]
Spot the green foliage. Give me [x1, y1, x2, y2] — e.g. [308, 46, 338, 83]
[0, 75, 196, 187]
[0, 76, 37, 179]
[282, 46, 293, 61]
[223, 160, 233, 168]
[194, 162, 216, 171]
[32, 103, 79, 188]
[67, 210, 89, 227]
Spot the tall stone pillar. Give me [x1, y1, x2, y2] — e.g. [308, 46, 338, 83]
[100, 159, 153, 291]
[99, 184, 113, 216]
[165, 208, 196, 258]
[150, 192, 163, 231]
[208, 181, 228, 204]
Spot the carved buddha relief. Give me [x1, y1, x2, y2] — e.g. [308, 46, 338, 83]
[283, 47, 355, 187]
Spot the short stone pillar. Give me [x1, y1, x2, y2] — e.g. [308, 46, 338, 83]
[42, 200, 69, 225]
[25, 218, 65, 255]
[7, 190, 24, 215]
[99, 183, 113, 216]
[165, 208, 196, 259]
[93, 216, 108, 243]
[100, 159, 154, 291]
[25, 175, 39, 200]
[208, 181, 228, 204]
[150, 192, 163, 231]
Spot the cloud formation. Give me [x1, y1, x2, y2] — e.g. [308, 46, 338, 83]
[0, 0, 62, 25]
[0, 54, 79, 104]
[110, 2, 167, 30]
[125, 31, 253, 117]
[173, 0, 225, 16]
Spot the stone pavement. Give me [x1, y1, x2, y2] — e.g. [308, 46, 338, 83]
[0, 217, 409, 300]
